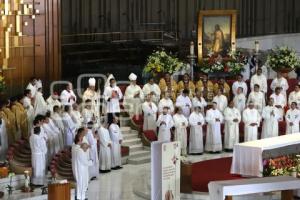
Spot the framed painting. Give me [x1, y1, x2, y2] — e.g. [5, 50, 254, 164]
[198, 10, 237, 62]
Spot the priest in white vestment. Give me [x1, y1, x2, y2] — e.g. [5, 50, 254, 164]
[42, 115, 61, 158]
[82, 99, 97, 126]
[270, 72, 289, 96]
[86, 122, 99, 179]
[0, 118, 8, 160]
[109, 117, 123, 169]
[173, 107, 188, 155]
[72, 129, 93, 200]
[261, 98, 281, 138]
[250, 68, 268, 94]
[156, 107, 174, 142]
[83, 78, 101, 118]
[46, 111, 64, 150]
[30, 126, 47, 185]
[34, 89, 48, 116]
[142, 94, 158, 133]
[232, 74, 248, 96]
[23, 89, 34, 133]
[243, 102, 261, 141]
[142, 77, 161, 104]
[124, 73, 144, 116]
[205, 102, 224, 153]
[175, 89, 192, 118]
[192, 89, 207, 115]
[98, 121, 112, 172]
[270, 87, 287, 120]
[288, 84, 300, 107]
[60, 83, 77, 106]
[51, 106, 65, 134]
[212, 89, 228, 113]
[26, 77, 37, 97]
[188, 105, 205, 154]
[103, 78, 123, 124]
[62, 105, 77, 146]
[248, 84, 265, 114]
[233, 87, 246, 114]
[224, 101, 241, 151]
[158, 92, 174, 114]
[46, 92, 61, 112]
[285, 102, 300, 134]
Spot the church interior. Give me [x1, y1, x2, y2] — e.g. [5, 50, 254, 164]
[0, 0, 300, 200]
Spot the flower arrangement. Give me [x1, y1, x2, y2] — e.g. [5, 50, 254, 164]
[267, 46, 300, 72]
[263, 155, 297, 177]
[199, 50, 245, 75]
[0, 76, 5, 93]
[143, 50, 185, 76]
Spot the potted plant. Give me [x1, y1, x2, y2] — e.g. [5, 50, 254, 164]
[267, 46, 300, 73]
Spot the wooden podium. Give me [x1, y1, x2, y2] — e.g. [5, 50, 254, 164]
[48, 183, 71, 200]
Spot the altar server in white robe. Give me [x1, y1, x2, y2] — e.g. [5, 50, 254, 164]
[248, 84, 265, 114]
[212, 89, 228, 113]
[285, 102, 300, 134]
[71, 103, 83, 129]
[270, 72, 289, 96]
[83, 78, 101, 118]
[250, 67, 268, 94]
[158, 92, 174, 114]
[60, 83, 77, 106]
[233, 87, 246, 114]
[46, 92, 61, 112]
[261, 98, 281, 138]
[46, 111, 63, 150]
[232, 74, 248, 96]
[243, 101, 261, 141]
[124, 73, 144, 116]
[0, 118, 8, 160]
[62, 105, 77, 146]
[205, 102, 224, 153]
[26, 77, 37, 97]
[86, 121, 99, 179]
[288, 84, 300, 107]
[72, 129, 93, 200]
[103, 78, 123, 125]
[188, 104, 205, 154]
[34, 88, 48, 116]
[224, 101, 241, 151]
[270, 87, 287, 120]
[109, 117, 123, 169]
[23, 89, 34, 132]
[173, 107, 189, 155]
[192, 89, 207, 115]
[142, 77, 161, 104]
[30, 126, 47, 185]
[99, 120, 112, 172]
[142, 94, 158, 133]
[156, 107, 174, 142]
[82, 99, 96, 126]
[51, 105, 65, 133]
[175, 89, 192, 118]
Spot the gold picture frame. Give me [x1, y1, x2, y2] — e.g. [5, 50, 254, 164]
[198, 10, 237, 63]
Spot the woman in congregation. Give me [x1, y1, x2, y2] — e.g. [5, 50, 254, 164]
[173, 107, 189, 156]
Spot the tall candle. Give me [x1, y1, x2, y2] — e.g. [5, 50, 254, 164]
[255, 41, 260, 53]
[190, 41, 194, 56]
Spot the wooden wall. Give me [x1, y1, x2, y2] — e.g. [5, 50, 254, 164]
[2, 0, 61, 97]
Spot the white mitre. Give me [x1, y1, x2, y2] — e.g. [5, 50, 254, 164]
[129, 73, 137, 81]
[88, 78, 96, 86]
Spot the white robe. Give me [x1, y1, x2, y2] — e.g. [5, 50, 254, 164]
[175, 95, 192, 118]
[103, 85, 123, 113]
[158, 98, 174, 114]
[42, 122, 60, 158]
[250, 74, 268, 93]
[270, 77, 289, 96]
[243, 108, 261, 142]
[109, 123, 123, 168]
[213, 95, 228, 113]
[205, 109, 223, 152]
[232, 81, 248, 96]
[26, 83, 37, 97]
[86, 129, 99, 178]
[0, 119, 8, 160]
[71, 110, 83, 129]
[156, 114, 174, 142]
[173, 114, 188, 155]
[34, 92, 48, 116]
[60, 90, 77, 106]
[48, 118, 64, 150]
[72, 144, 92, 200]
[142, 102, 158, 133]
[192, 97, 207, 114]
[23, 96, 34, 133]
[124, 84, 144, 115]
[224, 107, 241, 149]
[82, 108, 95, 125]
[233, 93, 246, 114]
[62, 112, 77, 146]
[188, 112, 205, 154]
[288, 91, 300, 107]
[142, 83, 161, 104]
[30, 133, 47, 185]
[270, 93, 286, 119]
[285, 108, 300, 134]
[261, 106, 280, 138]
[51, 112, 65, 133]
[248, 91, 265, 114]
[99, 126, 112, 170]
[46, 96, 61, 112]
[82, 88, 101, 118]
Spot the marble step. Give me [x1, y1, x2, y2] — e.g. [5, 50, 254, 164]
[127, 155, 151, 165]
[123, 133, 139, 140]
[129, 144, 144, 153]
[129, 150, 150, 159]
[122, 138, 142, 146]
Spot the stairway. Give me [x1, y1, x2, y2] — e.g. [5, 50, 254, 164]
[120, 118, 151, 165]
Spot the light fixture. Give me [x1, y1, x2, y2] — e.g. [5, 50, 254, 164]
[31, 15, 35, 19]
[23, 21, 28, 26]
[35, 9, 39, 14]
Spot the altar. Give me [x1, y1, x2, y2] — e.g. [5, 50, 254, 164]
[231, 134, 300, 177]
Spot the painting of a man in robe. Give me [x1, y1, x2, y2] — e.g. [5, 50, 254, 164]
[202, 16, 231, 57]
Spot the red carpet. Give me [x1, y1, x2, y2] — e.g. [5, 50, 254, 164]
[192, 157, 243, 192]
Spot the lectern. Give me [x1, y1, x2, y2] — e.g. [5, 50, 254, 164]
[48, 183, 71, 200]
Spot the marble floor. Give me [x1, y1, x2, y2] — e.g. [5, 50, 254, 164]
[87, 153, 283, 200]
